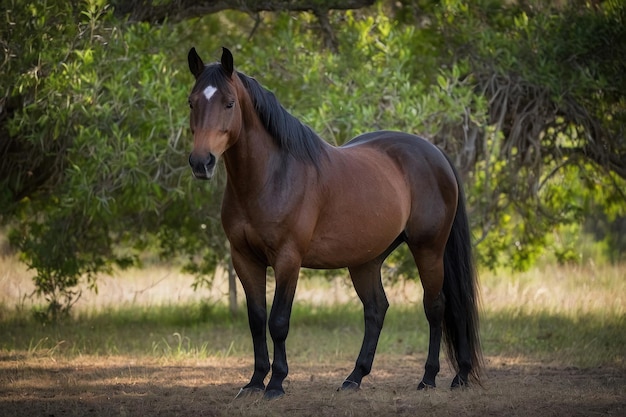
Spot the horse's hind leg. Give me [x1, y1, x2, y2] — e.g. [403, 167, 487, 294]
[411, 247, 445, 389]
[341, 260, 389, 390]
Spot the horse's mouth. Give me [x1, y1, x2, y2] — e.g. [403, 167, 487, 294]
[192, 168, 214, 180]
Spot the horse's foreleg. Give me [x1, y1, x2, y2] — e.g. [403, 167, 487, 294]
[265, 261, 300, 399]
[341, 262, 389, 390]
[232, 253, 269, 399]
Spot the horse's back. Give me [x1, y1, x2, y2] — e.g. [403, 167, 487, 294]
[343, 130, 425, 147]
[341, 130, 441, 153]
[342, 131, 455, 184]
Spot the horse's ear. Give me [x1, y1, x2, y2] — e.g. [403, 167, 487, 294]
[188, 47, 204, 79]
[221, 47, 234, 77]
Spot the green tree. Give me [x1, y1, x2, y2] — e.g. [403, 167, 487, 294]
[1, 0, 624, 318]
[442, 0, 626, 268]
[1, 0, 227, 319]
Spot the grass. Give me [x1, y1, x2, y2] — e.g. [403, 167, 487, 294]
[0, 259, 624, 370]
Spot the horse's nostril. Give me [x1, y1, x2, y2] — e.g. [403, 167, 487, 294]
[189, 153, 215, 169]
[207, 153, 216, 168]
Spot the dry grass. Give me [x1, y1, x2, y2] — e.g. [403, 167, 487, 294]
[2, 255, 624, 315]
[0, 257, 207, 311]
[480, 263, 625, 315]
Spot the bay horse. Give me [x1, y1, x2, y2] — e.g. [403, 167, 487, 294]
[187, 47, 482, 399]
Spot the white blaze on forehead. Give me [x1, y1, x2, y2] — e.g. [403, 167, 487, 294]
[203, 85, 217, 102]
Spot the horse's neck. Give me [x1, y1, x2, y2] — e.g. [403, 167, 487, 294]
[224, 128, 323, 216]
[223, 82, 313, 200]
[223, 122, 283, 195]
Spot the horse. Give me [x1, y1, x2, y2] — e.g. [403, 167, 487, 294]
[186, 47, 482, 399]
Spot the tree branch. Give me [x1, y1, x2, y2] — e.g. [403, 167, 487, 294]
[111, 0, 375, 23]
[313, 8, 339, 53]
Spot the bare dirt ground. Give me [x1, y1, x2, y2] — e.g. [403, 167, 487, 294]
[1, 354, 624, 417]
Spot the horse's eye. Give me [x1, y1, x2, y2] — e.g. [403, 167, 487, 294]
[226, 100, 235, 109]
[188, 99, 193, 109]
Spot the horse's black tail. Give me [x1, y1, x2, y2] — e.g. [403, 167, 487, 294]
[441, 165, 483, 384]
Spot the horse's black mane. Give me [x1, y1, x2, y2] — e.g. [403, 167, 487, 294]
[195, 63, 324, 167]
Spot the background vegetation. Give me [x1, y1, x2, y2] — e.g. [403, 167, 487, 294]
[1, 0, 625, 317]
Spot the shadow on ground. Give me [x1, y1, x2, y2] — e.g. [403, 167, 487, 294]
[0, 355, 624, 417]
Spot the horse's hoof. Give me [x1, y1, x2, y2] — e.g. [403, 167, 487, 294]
[417, 381, 436, 390]
[235, 387, 264, 399]
[450, 375, 468, 389]
[339, 380, 360, 391]
[263, 389, 285, 400]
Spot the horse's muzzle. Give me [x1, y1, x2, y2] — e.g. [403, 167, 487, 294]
[189, 152, 216, 179]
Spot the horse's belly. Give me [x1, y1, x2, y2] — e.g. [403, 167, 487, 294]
[302, 210, 407, 269]
[301, 243, 393, 269]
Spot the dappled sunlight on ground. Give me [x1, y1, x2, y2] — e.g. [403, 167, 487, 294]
[1, 354, 623, 417]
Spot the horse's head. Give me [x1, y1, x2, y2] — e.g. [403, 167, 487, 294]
[187, 47, 242, 179]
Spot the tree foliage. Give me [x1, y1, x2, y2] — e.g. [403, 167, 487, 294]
[444, 0, 626, 269]
[1, 0, 226, 319]
[109, 0, 376, 22]
[1, 0, 624, 317]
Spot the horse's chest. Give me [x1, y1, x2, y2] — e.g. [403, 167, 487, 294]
[223, 206, 299, 262]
